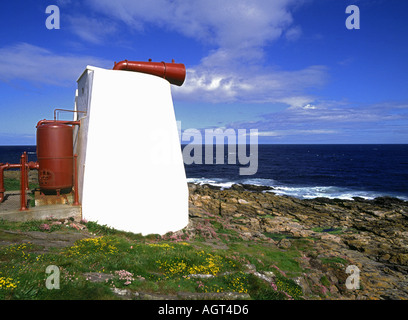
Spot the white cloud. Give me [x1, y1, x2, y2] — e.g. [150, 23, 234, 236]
[228, 100, 408, 135]
[285, 100, 405, 124]
[277, 96, 315, 108]
[302, 104, 316, 110]
[0, 43, 111, 86]
[66, 15, 118, 44]
[86, 0, 296, 50]
[172, 64, 327, 103]
[284, 26, 302, 41]
[82, 0, 320, 104]
[8, 1, 328, 105]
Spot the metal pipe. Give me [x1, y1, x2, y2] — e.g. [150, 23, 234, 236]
[26, 161, 39, 191]
[112, 60, 186, 86]
[0, 157, 39, 203]
[54, 109, 86, 121]
[20, 152, 28, 211]
[0, 163, 22, 203]
[73, 154, 79, 206]
[28, 161, 39, 170]
[0, 163, 2, 202]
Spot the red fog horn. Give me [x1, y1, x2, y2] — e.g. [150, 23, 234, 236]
[112, 59, 186, 86]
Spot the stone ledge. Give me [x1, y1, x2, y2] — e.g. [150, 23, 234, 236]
[0, 204, 81, 222]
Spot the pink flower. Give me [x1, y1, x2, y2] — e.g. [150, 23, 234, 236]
[282, 291, 293, 300]
[40, 224, 50, 231]
[115, 270, 135, 285]
[271, 265, 287, 277]
[69, 223, 80, 230]
[319, 284, 328, 294]
[271, 282, 278, 291]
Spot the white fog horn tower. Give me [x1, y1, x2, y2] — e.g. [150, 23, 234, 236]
[73, 59, 188, 235]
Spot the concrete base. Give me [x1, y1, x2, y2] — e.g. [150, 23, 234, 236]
[34, 190, 74, 206]
[0, 205, 82, 222]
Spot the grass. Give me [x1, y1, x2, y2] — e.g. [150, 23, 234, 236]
[0, 218, 74, 233]
[2, 178, 38, 192]
[320, 256, 348, 268]
[312, 226, 343, 235]
[0, 219, 305, 300]
[2, 177, 38, 208]
[262, 232, 295, 241]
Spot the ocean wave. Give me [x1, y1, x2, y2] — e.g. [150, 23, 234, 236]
[187, 177, 408, 201]
[270, 186, 376, 200]
[186, 178, 234, 189]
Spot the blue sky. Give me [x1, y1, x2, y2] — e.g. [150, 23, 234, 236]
[0, 0, 407, 144]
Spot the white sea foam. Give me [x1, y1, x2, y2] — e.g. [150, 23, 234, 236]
[241, 178, 276, 186]
[186, 178, 234, 189]
[187, 177, 408, 201]
[270, 186, 371, 200]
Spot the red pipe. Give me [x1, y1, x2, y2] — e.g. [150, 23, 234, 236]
[20, 152, 28, 211]
[73, 154, 79, 206]
[28, 161, 39, 170]
[0, 163, 22, 203]
[113, 60, 186, 86]
[0, 160, 39, 203]
[27, 161, 39, 191]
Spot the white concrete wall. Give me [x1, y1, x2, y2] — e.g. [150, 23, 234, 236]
[74, 66, 188, 235]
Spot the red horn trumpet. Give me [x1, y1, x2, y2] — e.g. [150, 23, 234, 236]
[113, 59, 186, 86]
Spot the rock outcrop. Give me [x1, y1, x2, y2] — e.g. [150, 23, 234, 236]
[186, 183, 408, 300]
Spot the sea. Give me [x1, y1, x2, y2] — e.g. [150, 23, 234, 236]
[183, 144, 408, 201]
[1, 144, 407, 201]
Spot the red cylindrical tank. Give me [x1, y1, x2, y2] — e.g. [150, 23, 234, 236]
[37, 122, 74, 194]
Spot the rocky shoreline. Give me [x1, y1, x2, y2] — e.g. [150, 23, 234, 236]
[186, 183, 408, 299]
[2, 172, 407, 299]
